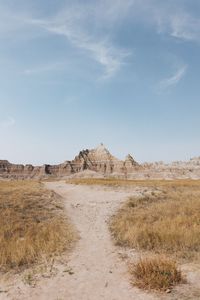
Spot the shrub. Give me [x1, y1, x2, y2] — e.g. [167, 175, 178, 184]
[132, 256, 184, 291]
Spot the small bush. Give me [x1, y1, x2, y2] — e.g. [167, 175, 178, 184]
[132, 256, 184, 291]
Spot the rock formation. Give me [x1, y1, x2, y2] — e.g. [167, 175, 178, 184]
[72, 144, 138, 175]
[0, 144, 200, 179]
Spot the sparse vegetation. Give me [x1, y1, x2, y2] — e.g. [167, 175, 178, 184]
[67, 177, 200, 189]
[99, 179, 200, 291]
[132, 256, 183, 291]
[68, 178, 200, 260]
[0, 181, 74, 271]
[110, 185, 200, 260]
[23, 270, 36, 286]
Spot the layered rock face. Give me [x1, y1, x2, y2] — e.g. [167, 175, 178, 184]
[139, 157, 200, 179]
[1, 145, 200, 179]
[72, 144, 139, 175]
[0, 144, 139, 179]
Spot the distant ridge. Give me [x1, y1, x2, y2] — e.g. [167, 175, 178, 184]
[0, 144, 200, 179]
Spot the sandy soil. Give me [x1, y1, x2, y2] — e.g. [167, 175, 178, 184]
[1, 182, 157, 300]
[2, 182, 200, 300]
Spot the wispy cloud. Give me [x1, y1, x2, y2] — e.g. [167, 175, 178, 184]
[125, 1, 200, 44]
[0, 0, 198, 81]
[0, 117, 15, 129]
[0, 1, 132, 79]
[27, 15, 130, 79]
[170, 14, 200, 42]
[158, 65, 187, 91]
[156, 8, 200, 43]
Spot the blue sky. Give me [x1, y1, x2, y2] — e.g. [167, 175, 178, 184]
[0, 0, 200, 165]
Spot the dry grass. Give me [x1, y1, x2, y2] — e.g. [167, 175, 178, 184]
[67, 178, 200, 189]
[0, 180, 74, 271]
[67, 178, 200, 292]
[110, 184, 200, 260]
[107, 179, 200, 291]
[68, 178, 200, 260]
[132, 255, 184, 291]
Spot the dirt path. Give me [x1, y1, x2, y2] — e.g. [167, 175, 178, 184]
[2, 182, 157, 300]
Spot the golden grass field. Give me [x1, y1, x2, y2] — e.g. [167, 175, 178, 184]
[0, 181, 74, 271]
[110, 186, 200, 261]
[68, 178, 200, 261]
[1, 177, 200, 292]
[68, 178, 200, 291]
[67, 177, 200, 188]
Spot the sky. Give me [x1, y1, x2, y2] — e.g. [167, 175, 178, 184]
[0, 0, 200, 165]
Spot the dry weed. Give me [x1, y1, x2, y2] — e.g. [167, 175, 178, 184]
[67, 178, 200, 189]
[132, 255, 184, 291]
[0, 181, 74, 271]
[110, 185, 200, 260]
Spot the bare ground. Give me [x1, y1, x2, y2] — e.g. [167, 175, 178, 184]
[1, 182, 200, 299]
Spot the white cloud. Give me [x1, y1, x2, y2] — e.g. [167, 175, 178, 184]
[0, 0, 198, 80]
[0, 117, 15, 129]
[170, 14, 200, 42]
[0, 1, 132, 79]
[150, 4, 200, 43]
[26, 14, 130, 79]
[121, 1, 200, 44]
[158, 65, 187, 91]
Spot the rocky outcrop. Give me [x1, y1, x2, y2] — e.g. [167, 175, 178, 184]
[0, 160, 41, 179]
[71, 144, 140, 175]
[1, 144, 200, 179]
[0, 144, 139, 179]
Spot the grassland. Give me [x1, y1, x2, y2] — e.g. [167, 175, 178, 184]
[0, 180, 74, 271]
[67, 179, 200, 261]
[68, 178, 200, 291]
[110, 183, 200, 261]
[67, 177, 200, 188]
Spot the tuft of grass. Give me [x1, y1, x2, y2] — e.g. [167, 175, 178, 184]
[0, 181, 75, 271]
[23, 271, 36, 286]
[110, 185, 200, 260]
[132, 256, 184, 291]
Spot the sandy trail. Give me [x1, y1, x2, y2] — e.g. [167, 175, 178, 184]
[2, 182, 156, 300]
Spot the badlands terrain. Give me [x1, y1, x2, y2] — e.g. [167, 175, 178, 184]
[0, 146, 200, 299]
[1, 144, 200, 180]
